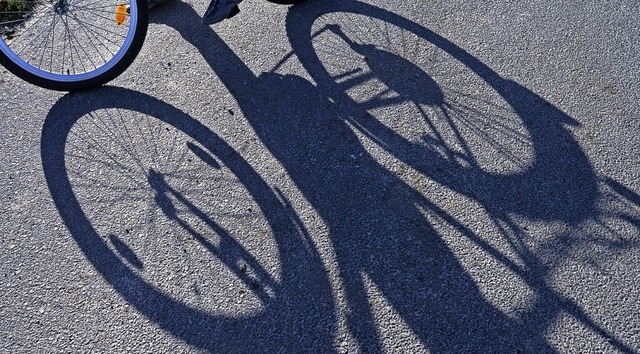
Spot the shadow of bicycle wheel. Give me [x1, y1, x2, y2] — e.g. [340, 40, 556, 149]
[41, 87, 336, 352]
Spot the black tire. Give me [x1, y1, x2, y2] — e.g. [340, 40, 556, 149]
[0, 0, 148, 91]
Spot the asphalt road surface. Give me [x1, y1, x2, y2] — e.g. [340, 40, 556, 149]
[1, 0, 639, 352]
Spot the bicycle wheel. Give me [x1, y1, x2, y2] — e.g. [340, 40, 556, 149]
[0, 0, 148, 91]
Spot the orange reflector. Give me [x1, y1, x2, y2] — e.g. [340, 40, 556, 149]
[115, 3, 127, 26]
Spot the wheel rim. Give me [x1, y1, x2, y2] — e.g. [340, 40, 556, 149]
[0, 0, 139, 82]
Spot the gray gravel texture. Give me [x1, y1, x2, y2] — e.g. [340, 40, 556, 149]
[1, 0, 639, 353]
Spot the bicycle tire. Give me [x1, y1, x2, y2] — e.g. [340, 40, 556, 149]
[0, 0, 148, 91]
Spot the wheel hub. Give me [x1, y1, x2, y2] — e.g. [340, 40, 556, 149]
[54, 0, 69, 15]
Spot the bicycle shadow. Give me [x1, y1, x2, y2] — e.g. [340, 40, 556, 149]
[39, 0, 639, 352]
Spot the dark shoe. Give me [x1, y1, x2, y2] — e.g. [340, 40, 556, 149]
[202, 0, 241, 25]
